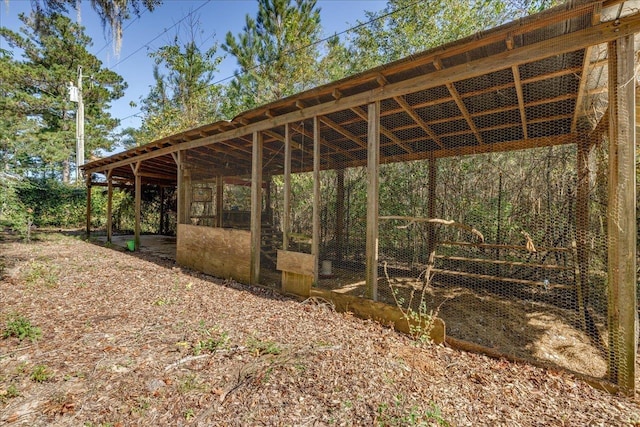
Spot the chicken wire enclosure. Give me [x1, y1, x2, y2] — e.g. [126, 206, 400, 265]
[84, 2, 639, 394]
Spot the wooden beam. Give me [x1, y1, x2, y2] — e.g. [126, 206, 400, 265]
[250, 131, 263, 285]
[319, 115, 366, 148]
[366, 101, 380, 301]
[336, 169, 345, 262]
[606, 36, 637, 395]
[84, 13, 640, 177]
[283, 124, 292, 253]
[507, 35, 529, 140]
[85, 176, 92, 240]
[312, 117, 321, 283]
[176, 151, 184, 225]
[434, 58, 484, 145]
[134, 171, 141, 250]
[106, 170, 113, 243]
[351, 106, 413, 153]
[216, 176, 223, 228]
[426, 157, 437, 258]
[575, 139, 591, 333]
[572, 45, 595, 133]
[393, 96, 445, 148]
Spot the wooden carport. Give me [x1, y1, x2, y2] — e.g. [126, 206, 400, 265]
[83, 0, 638, 393]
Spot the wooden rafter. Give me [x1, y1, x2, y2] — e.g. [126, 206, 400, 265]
[351, 106, 412, 154]
[434, 58, 484, 145]
[393, 96, 445, 148]
[506, 35, 529, 140]
[319, 116, 366, 148]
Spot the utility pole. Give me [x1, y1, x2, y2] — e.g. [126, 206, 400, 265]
[76, 66, 85, 181]
[69, 66, 84, 182]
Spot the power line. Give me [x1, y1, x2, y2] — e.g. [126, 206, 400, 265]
[94, 9, 148, 56]
[109, 0, 212, 69]
[115, 0, 425, 123]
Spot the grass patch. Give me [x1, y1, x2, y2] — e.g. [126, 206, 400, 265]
[2, 314, 42, 342]
[23, 260, 59, 288]
[30, 364, 53, 382]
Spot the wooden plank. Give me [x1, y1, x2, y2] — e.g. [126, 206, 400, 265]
[366, 101, 380, 301]
[394, 96, 444, 148]
[134, 169, 141, 250]
[84, 13, 640, 177]
[438, 241, 571, 253]
[182, 168, 192, 225]
[575, 139, 592, 332]
[312, 117, 321, 283]
[216, 176, 223, 227]
[426, 157, 437, 257]
[606, 36, 637, 394]
[175, 151, 183, 226]
[319, 116, 366, 148]
[310, 288, 445, 344]
[351, 106, 412, 153]
[336, 169, 345, 261]
[434, 255, 572, 271]
[572, 46, 595, 133]
[85, 176, 92, 239]
[276, 250, 315, 276]
[106, 172, 113, 243]
[283, 124, 291, 252]
[431, 268, 571, 289]
[176, 224, 251, 284]
[251, 131, 263, 285]
[434, 58, 484, 145]
[282, 271, 313, 297]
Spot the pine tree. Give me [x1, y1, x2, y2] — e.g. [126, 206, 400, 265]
[0, 12, 126, 181]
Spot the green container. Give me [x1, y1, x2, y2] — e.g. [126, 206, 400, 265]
[126, 240, 136, 251]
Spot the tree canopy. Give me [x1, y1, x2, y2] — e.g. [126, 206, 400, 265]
[0, 12, 126, 181]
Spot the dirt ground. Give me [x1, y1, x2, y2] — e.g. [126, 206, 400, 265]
[1, 232, 640, 426]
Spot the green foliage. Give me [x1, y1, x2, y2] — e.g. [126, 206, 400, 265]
[2, 314, 42, 342]
[222, 0, 324, 112]
[0, 384, 20, 403]
[24, 260, 59, 288]
[0, 12, 125, 182]
[376, 397, 449, 426]
[136, 17, 224, 145]
[30, 364, 52, 382]
[247, 337, 282, 356]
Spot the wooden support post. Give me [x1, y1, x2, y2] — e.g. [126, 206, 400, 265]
[159, 185, 165, 235]
[283, 124, 292, 252]
[426, 157, 437, 261]
[134, 162, 141, 250]
[265, 174, 273, 225]
[575, 138, 592, 332]
[174, 151, 183, 225]
[606, 36, 637, 394]
[106, 170, 113, 243]
[366, 101, 380, 301]
[216, 176, 224, 227]
[183, 169, 192, 225]
[312, 117, 321, 283]
[336, 168, 345, 262]
[85, 175, 92, 240]
[251, 131, 263, 284]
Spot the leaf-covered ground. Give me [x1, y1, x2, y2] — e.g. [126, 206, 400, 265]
[1, 233, 639, 426]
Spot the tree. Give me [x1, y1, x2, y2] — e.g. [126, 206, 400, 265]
[27, 0, 161, 54]
[135, 17, 224, 145]
[0, 12, 126, 182]
[341, 0, 561, 75]
[222, 0, 323, 113]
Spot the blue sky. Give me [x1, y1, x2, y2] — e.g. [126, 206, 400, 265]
[0, 0, 386, 133]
